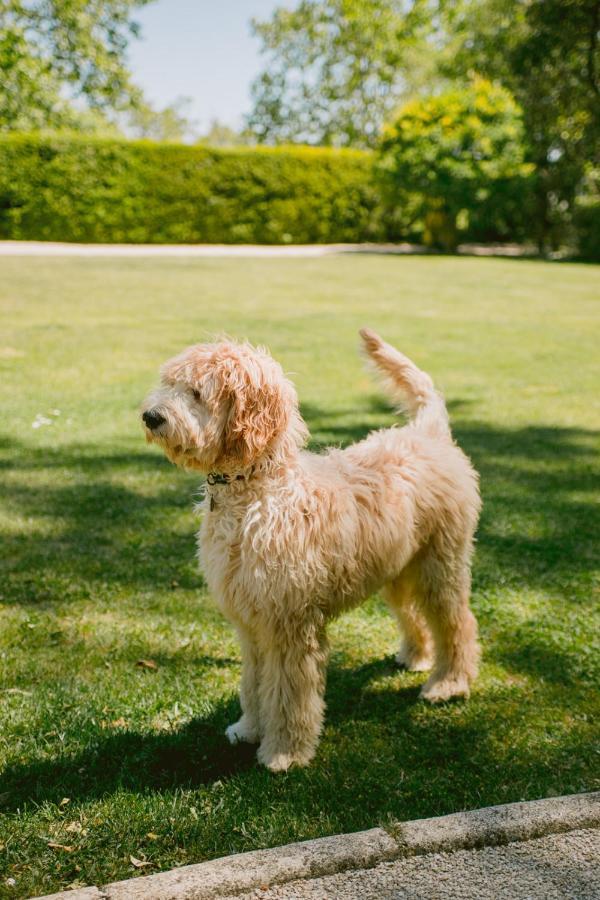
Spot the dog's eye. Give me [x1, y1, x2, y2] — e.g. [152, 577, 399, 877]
[191, 389, 201, 402]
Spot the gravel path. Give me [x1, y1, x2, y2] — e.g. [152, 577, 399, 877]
[0, 240, 532, 258]
[0, 241, 422, 257]
[234, 829, 600, 900]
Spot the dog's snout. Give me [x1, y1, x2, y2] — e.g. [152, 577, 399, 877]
[142, 409, 166, 430]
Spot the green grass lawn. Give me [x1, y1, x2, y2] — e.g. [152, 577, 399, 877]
[1, 254, 599, 898]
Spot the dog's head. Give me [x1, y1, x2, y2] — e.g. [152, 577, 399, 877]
[142, 339, 307, 472]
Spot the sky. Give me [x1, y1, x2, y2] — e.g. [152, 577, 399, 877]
[127, 1, 287, 134]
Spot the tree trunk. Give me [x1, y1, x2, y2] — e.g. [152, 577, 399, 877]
[424, 207, 459, 252]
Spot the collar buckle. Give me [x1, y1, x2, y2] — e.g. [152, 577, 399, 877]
[207, 472, 230, 486]
[206, 467, 253, 489]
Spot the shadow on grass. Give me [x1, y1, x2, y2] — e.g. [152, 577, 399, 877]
[1, 402, 598, 605]
[0, 405, 598, 814]
[459, 422, 598, 597]
[301, 395, 474, 446]
[0, 694, 254, 812]
[0, 649, 593, 817]
[333, 245, 543, 261]
[0, 442, 201, 600]
[304, 400, 599, 599]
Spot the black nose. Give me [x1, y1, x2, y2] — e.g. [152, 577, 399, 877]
[142, 410, 165, 430]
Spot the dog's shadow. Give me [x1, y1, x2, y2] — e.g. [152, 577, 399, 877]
[0, 641, 593, 819]
[1, 414, 598, 816]
[0, 694, 253, 813]
[0, 656, 418, 812]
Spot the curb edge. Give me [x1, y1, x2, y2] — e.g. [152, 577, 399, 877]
[36, 791, 600, 900]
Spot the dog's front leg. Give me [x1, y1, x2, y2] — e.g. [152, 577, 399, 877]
[226, 627, 261, 745]
[256, 626, 328, 772]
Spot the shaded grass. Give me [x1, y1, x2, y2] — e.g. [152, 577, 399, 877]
[0, 255, 599, 897]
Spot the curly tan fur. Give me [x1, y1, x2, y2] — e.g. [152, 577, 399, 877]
[142, 329, 481, 771]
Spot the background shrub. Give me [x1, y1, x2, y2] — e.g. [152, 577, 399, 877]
[0, 133, 596, 255]
[462, 176, 537, 244]
[378, 79, 533, 251]
[574, 201, 600, 261]
[0, 134, 384, 244]
[572, 169, 600, 262]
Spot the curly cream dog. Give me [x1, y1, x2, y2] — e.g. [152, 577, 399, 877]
[142, 329, 481, 771]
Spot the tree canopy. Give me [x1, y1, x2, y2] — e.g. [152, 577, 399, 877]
[442, 0, 600, 248]
[0, 0, 164, 132]
[247, 0, 433, 148]
[248, 0, 599, 248]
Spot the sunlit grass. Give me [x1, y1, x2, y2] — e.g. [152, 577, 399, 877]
[0, 254, 599, 897]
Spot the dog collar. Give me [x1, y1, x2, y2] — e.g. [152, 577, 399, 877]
[206, 469, 254, 509]
[206, 472, 247, 486]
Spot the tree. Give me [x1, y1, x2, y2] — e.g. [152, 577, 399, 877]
[441, 0, 600, 250]
[126, 97, 196, 142]
[0, 0, 150, 132]
[198, 118, 252, 147]
[247, 0, 433, 148]
[379, 79, 531, 249]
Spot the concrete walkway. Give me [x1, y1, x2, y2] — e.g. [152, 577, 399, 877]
[0, 241, 422, 258]
[38, 792, 600, 900]
[0, 240, 533, 258]
[234, 828, 600, 899]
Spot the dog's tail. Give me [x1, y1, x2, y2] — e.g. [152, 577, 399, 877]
[359, 328, 450, 439]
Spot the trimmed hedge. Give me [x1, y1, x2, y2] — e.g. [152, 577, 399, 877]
[0, 135, 385, 244]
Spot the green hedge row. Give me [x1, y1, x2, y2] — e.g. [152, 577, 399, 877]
[1, 134, 596, 255]
[0, 135, 384, 244]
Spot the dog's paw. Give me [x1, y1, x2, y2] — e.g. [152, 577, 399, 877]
[395, 645, 433, 672]
[420, 675, 470, 703]
[256, 745, 312, 772]
[261, 752, 296, 773]
[225, 716, 259, 745]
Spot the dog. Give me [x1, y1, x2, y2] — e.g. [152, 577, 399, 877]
[142, 329, 481, 771]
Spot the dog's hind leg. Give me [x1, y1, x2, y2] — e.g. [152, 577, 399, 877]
[256, 624, 328, 772]
[226, 627, 261, 745]
[383, 574, 433, 672]
[416, 540, 480, 702]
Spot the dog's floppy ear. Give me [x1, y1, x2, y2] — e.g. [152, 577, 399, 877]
[221, 356, 292, 466]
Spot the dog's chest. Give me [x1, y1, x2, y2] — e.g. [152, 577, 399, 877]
[198, 494, 287, 623]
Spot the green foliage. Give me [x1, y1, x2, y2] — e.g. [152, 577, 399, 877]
[247, 0, 432, 148]
[443, 0, 600, 250]
[464, 176, 538, 244]
[248, 0, 597, 252]
[125, 97, 196, 143]
[379, 79, 533, 249]
[574, 201, 600, 260]
[0, 127, 592, 253]
[0, 0, 151, 132]
[199, 119, 253, 148]
[0, 134, 382, 243]
[0, 12, 67, 130]
[573, 169, 600, 261]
